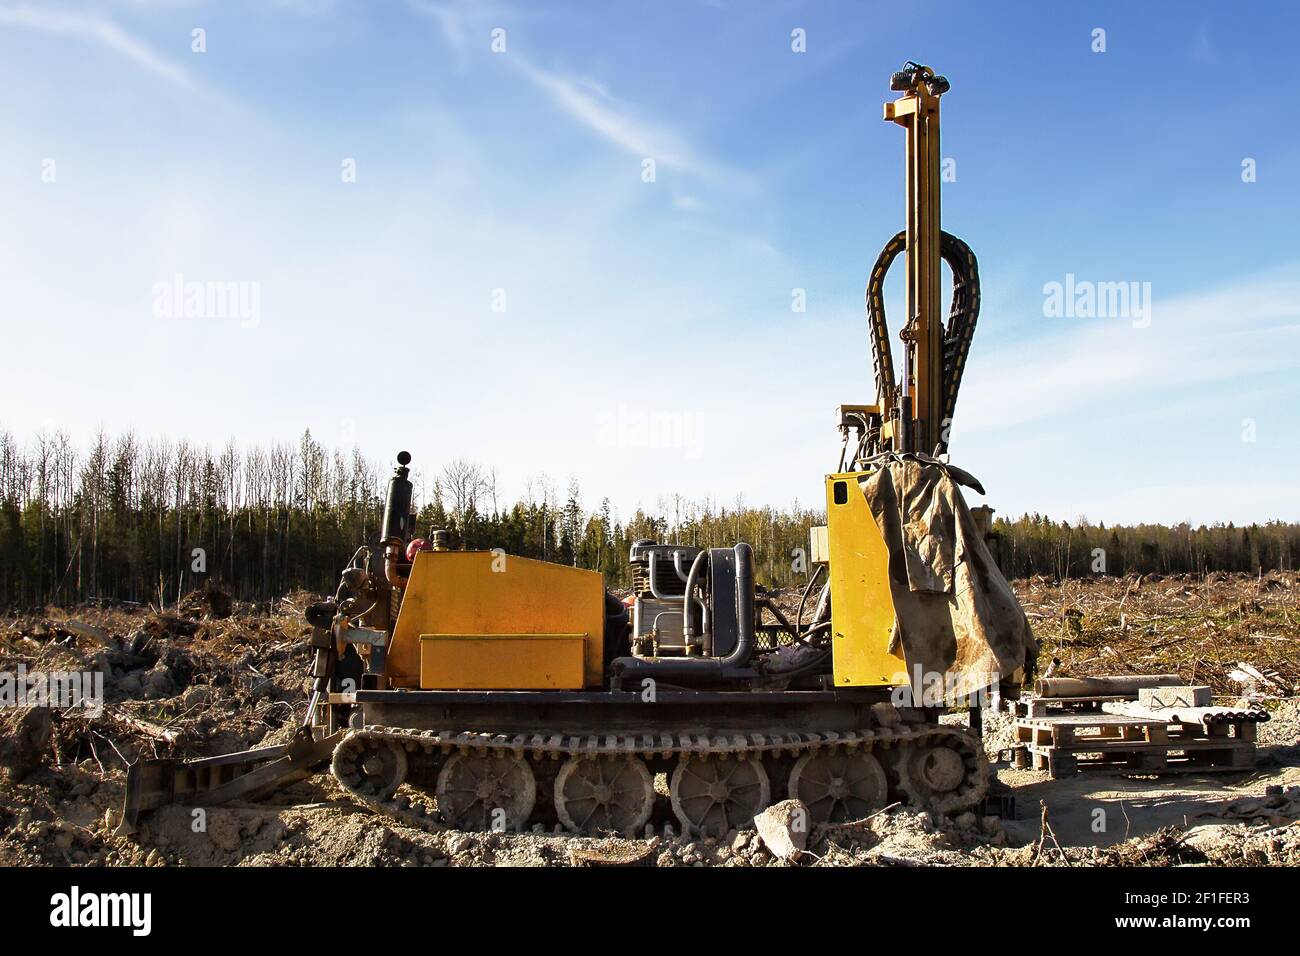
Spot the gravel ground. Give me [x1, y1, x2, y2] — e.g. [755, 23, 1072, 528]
[2, 578, 1299, 867]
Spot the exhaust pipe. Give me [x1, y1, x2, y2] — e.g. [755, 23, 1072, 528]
[381, 451, 413, 590]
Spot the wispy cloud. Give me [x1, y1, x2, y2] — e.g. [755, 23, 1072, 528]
[408, 0, 514, 59]
[1191, 24, 1217, 66]
[409, 0, 470, 49]
[511, 56, 707, 174]
[410, 0, 722, 180]
[0, 4, 195, 90]
[959, 265, 1300, 434]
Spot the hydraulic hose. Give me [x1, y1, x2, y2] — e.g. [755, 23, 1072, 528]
[794, 564, 827, 632]
[866, 229, 981, 452]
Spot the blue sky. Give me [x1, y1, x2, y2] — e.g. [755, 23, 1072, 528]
[0, 1, 1297, 525]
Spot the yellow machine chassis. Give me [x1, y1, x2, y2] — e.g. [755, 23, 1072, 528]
[387, 551, 605, 690]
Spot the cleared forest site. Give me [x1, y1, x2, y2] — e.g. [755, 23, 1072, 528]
[1, 571, 1298, 867]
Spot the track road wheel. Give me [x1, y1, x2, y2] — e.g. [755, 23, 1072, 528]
[554, 756, 654, 835]
[435, 752, 536, 831]
[897, 741, 967, 814]
[787, 749, 888, 824]
[670, 755, 770, 838]
[332, 738, 408, 800]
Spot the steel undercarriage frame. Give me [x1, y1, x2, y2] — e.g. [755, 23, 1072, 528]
[347, 686, 903, 732]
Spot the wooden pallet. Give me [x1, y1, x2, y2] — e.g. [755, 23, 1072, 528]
[1004, 695, 1132, 718]
[1012, 714, 1257, 778]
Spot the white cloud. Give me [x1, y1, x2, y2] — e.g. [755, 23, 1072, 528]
[958, 265, 1300, 435]
[0, 4, 194, 90]
[511, 56, 707, 175]
[408, 0, 469, 49]
[410, 0, 722, 180]
[408, 0, 516, 60]
[929, 265, 1300, 524]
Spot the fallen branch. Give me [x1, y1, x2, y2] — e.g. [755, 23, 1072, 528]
[90, 730, 129, 768]
[820, 801, 903, 832]
[105, 711, 180, 744]
[60, 619, 117, 649]
[1044, 812, 1072, 866]
[1033, 802, 1049, 865]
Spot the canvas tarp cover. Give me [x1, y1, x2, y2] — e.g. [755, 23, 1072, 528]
[859, 456, 1036, 704]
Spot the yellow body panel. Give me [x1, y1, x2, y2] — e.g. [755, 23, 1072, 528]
[419, 635, 586, 690]
[824, 473, 903, 687]
[387, 550, 605, 689]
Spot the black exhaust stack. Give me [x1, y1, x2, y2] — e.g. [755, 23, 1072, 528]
[381, 451, 413, 543]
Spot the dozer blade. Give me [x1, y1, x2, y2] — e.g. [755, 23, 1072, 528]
[117, 727, 341, 836]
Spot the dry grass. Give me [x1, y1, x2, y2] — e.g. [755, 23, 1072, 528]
[1014, 571, 1300, 696]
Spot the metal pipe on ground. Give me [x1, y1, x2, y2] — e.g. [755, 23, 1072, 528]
[1034, 674, 1181, 699]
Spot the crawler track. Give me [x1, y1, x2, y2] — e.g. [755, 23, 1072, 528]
[331, 722, 988, 836]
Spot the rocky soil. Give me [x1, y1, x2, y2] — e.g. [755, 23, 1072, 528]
[1, 574, 1298, 867]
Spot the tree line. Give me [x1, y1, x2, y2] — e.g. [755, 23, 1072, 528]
[995, 512, 1298, 581]
[0, 428, 1294, 610]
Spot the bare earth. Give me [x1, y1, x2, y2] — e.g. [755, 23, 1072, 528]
[2, 572, 1298, 867]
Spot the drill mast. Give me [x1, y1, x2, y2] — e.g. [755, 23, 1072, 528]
[841, 63, 975, 467]
[885, 62, 947, 455]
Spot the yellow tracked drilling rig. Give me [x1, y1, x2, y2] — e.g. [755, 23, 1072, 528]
[120, 63, 1035, 838]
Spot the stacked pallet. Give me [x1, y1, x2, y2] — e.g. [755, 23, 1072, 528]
[1008, 677, 1266, 778]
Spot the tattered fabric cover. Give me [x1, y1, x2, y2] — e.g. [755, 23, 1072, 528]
[859, 455, 1036, 705]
